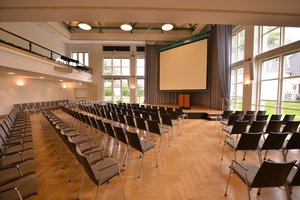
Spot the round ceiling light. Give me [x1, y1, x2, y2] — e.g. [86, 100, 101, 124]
[120, 23, 133, 31]
[161, 23, 173, 31]
[78, 23, 92, 30]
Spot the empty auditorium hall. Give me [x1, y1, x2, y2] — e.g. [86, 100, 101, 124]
[1, 1, 300, 200]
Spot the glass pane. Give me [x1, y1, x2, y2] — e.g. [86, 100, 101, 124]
[284, 27, 300, 45]
[237, 46, 244, 61]
[72, 53, 77, 60]
[136, 58, 145, 76]
[121, 59, 130, 76]
[236, 83, 243, 97]
[113, 79, 121, 102]
[237, 68, 244, 83]
[259, 105, 276, 115]
[104, 79, 112, 101]
[281, 108, 300, 121]
[263, 26, 277, 34]
[238, 29, 245, 46]
[262, 27, 280, 52]
[137, 79, 145, 104]
[236, 98, 243, 111]
[283, 52, 300, 78]
[84, 53, 89, 66]
[103, 59, 112, 75]
[78, 53, 84, 64]
[113, 58, 121, 75]
[230, 84, 235, 97]
[231, 70, 236, 83]
[282, 77, 300, 101]
[261, 58, 279, 80]
[122, 79, 130, 103]
[282, 101, 300, 110]
[261, 80, 278, 100]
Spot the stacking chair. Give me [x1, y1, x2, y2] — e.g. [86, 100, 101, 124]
[242, 114, 255, 125]
[221, 120, 249, 146]
[287, 164, 300, 193]
[136, 117, 147, 132]
[147, 120, 169, 151]
[256, 114, 269, 121]
[225, 159, 296, 200]
[221, 132, 262, 161]
[257, 110, 267, 115]
[218, 115, 244, 143]
[270, 114, 282, 121]
[282, 132, 300, 161]
[258, 132, 289, 164]
[117, 113, 126, 125]
[161, 114, 176, 140]
[281, 121, 300, 133]
[75, 146, 127, 200]
[234, 111, 245, 117]
[246, 110, 256, 115]
[113, 126, 129, 166]
[216, 110, 233, 127]
[175, 108, 188, 119]
[150, 111, 160, 123]
[125, 115, 136, 128]
[133, 110, 141, 118]
[248, 120, 266, 133]
[125, 129, 158, 178]
[103, 122, 117, 156]
[282, 114, 296, 125]
[111, 112, 119, 122]
[141, 111, 150, 120]
[265, 120, 283, 134]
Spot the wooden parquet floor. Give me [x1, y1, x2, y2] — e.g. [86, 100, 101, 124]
[29, 111, 300, 200]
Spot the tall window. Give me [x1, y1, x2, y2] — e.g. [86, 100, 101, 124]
[136, 58, 145, 103]
[261, 26, 300, 53]
[230, 67, 244, 110]
[103, 58, 130, 103]
[259, 58, 279, 115]
[232, 28, 245, 63]
[72, 52, 89, 66]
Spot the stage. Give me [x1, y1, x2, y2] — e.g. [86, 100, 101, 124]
[182, 106, 221, 120]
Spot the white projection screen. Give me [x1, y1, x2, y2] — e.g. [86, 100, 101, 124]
[159, 39, 208, 91]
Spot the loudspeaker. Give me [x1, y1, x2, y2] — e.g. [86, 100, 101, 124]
[249, 62, 254, 81]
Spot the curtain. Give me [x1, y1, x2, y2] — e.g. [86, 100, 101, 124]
[144, 25, 232, 110]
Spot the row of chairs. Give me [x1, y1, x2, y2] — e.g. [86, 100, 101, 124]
[0, 108, 37, 200]
[13, 100, 68, 113]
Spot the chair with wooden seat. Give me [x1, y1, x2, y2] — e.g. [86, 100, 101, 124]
[125, 129, 158, 178]
[225, 159, 296, 200]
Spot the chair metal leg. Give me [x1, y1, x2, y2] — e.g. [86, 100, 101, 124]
[219, 129, 223, 144]
[76, 172, 85, 200]
[137, 154, 144, 178]
[282, 149, 288, 162]
[284, 184, 292, 200]
[158, 136, 162, 152]
[117, 166, 128, 200]
[220, 140, 226, 161]
[224, 166, 233, 196]
[243, 151, 247, 161]
[258, 150, 262, 165]
[95, 172, 103, 200]
[263, 150, 268, 160]
[247, 187, 252, 200]
[154, 147, 158, 167]
[122, 146, 129, 167]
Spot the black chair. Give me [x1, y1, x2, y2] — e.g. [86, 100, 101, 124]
[248, 120, 266, 133]
[150, 111, 160, 123]
[133, 110, 141, 118]
[113, 126, 129, 166]
[242, 114, 255, 125]
[282, 132, 300, 161]
[281, 121, 300, 134]
[219, 115, 243, 143]
[270, 114, 282, 121]
[125, 129, 158, 178]
[117, 113, 126, 125]
[282, 114, 296, 125]
[287, 164, 300, 193]
[125, 115, 136, 128]
[258, 132, 289, 163]
[257, 110, 267, 115]
[136, 117, 147, 132]
[265, 120, 283, 134]
[221, 120, 249, 145]
[225, 159, 296, 200]
[256, 114, 269, 121]
[147, 119, 169, 151]
[141, 111, 150, 120]
[221, 132, 262, 161]
[246, 110, 256, 115]
[111, 112, 119, 122]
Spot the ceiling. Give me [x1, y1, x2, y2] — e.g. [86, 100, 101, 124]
[0, 0, 299, 42]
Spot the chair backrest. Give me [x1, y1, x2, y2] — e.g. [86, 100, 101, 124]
[113, 126, 128, 145]
[256, 114, 269, 121]
[169, 110, 179, 120]
[227, 114, 243, 126]
[282, 114, 296, 125]
[159, 107, 167, 114]
[270, 114, 282, 121]
[125, 130, 143, 152]
[234, 111, 245, 117]
[265, 120, 283, 133]
[89, 116, 98, 130]
[111, 112, 119, 122]
[242, 114, 255, 125]
[103, 122, 116, 138]
[230, 120, 249, 135]
[133, 110, 141, 118]
[147, 120, 160, 135]
[141, 111, 150, 120]
[257, 110, 267, 115]
[161, 114, 172, 127]
[246, 110, 256, 115]
[150, 112, 160, 123]
[96, 119, 106, 132]
[117, 113, 126, 124]
[251, 160, 296, 188]
[105, 110, 112, 120]
[236, 132, 262, 150]
[248, 120, 266, 133]
[222, 111, 233, 120]
[136, 117, 147, 131]
[125, 115, 136, 128]
[126, 109, 133, 116]
[282, 121, 300, 133]
[284, 132, 300, 150]
[261, 132, 289, 150]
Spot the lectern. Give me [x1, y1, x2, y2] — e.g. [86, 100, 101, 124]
[178, 94, 190, 109]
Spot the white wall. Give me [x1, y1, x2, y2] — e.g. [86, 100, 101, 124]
[0, 75, 87, 115]
[0, 22, 66, 55]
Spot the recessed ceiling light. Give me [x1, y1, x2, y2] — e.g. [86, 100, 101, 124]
[78, 23, 92, 30]
[120, 23, 132, 31]
[161, 23, 173, 31]
[59, 80, 63, 82]
[78, 83, 82, 85]
[8, 72, 15, 75]
[40, 77, 44, 79]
